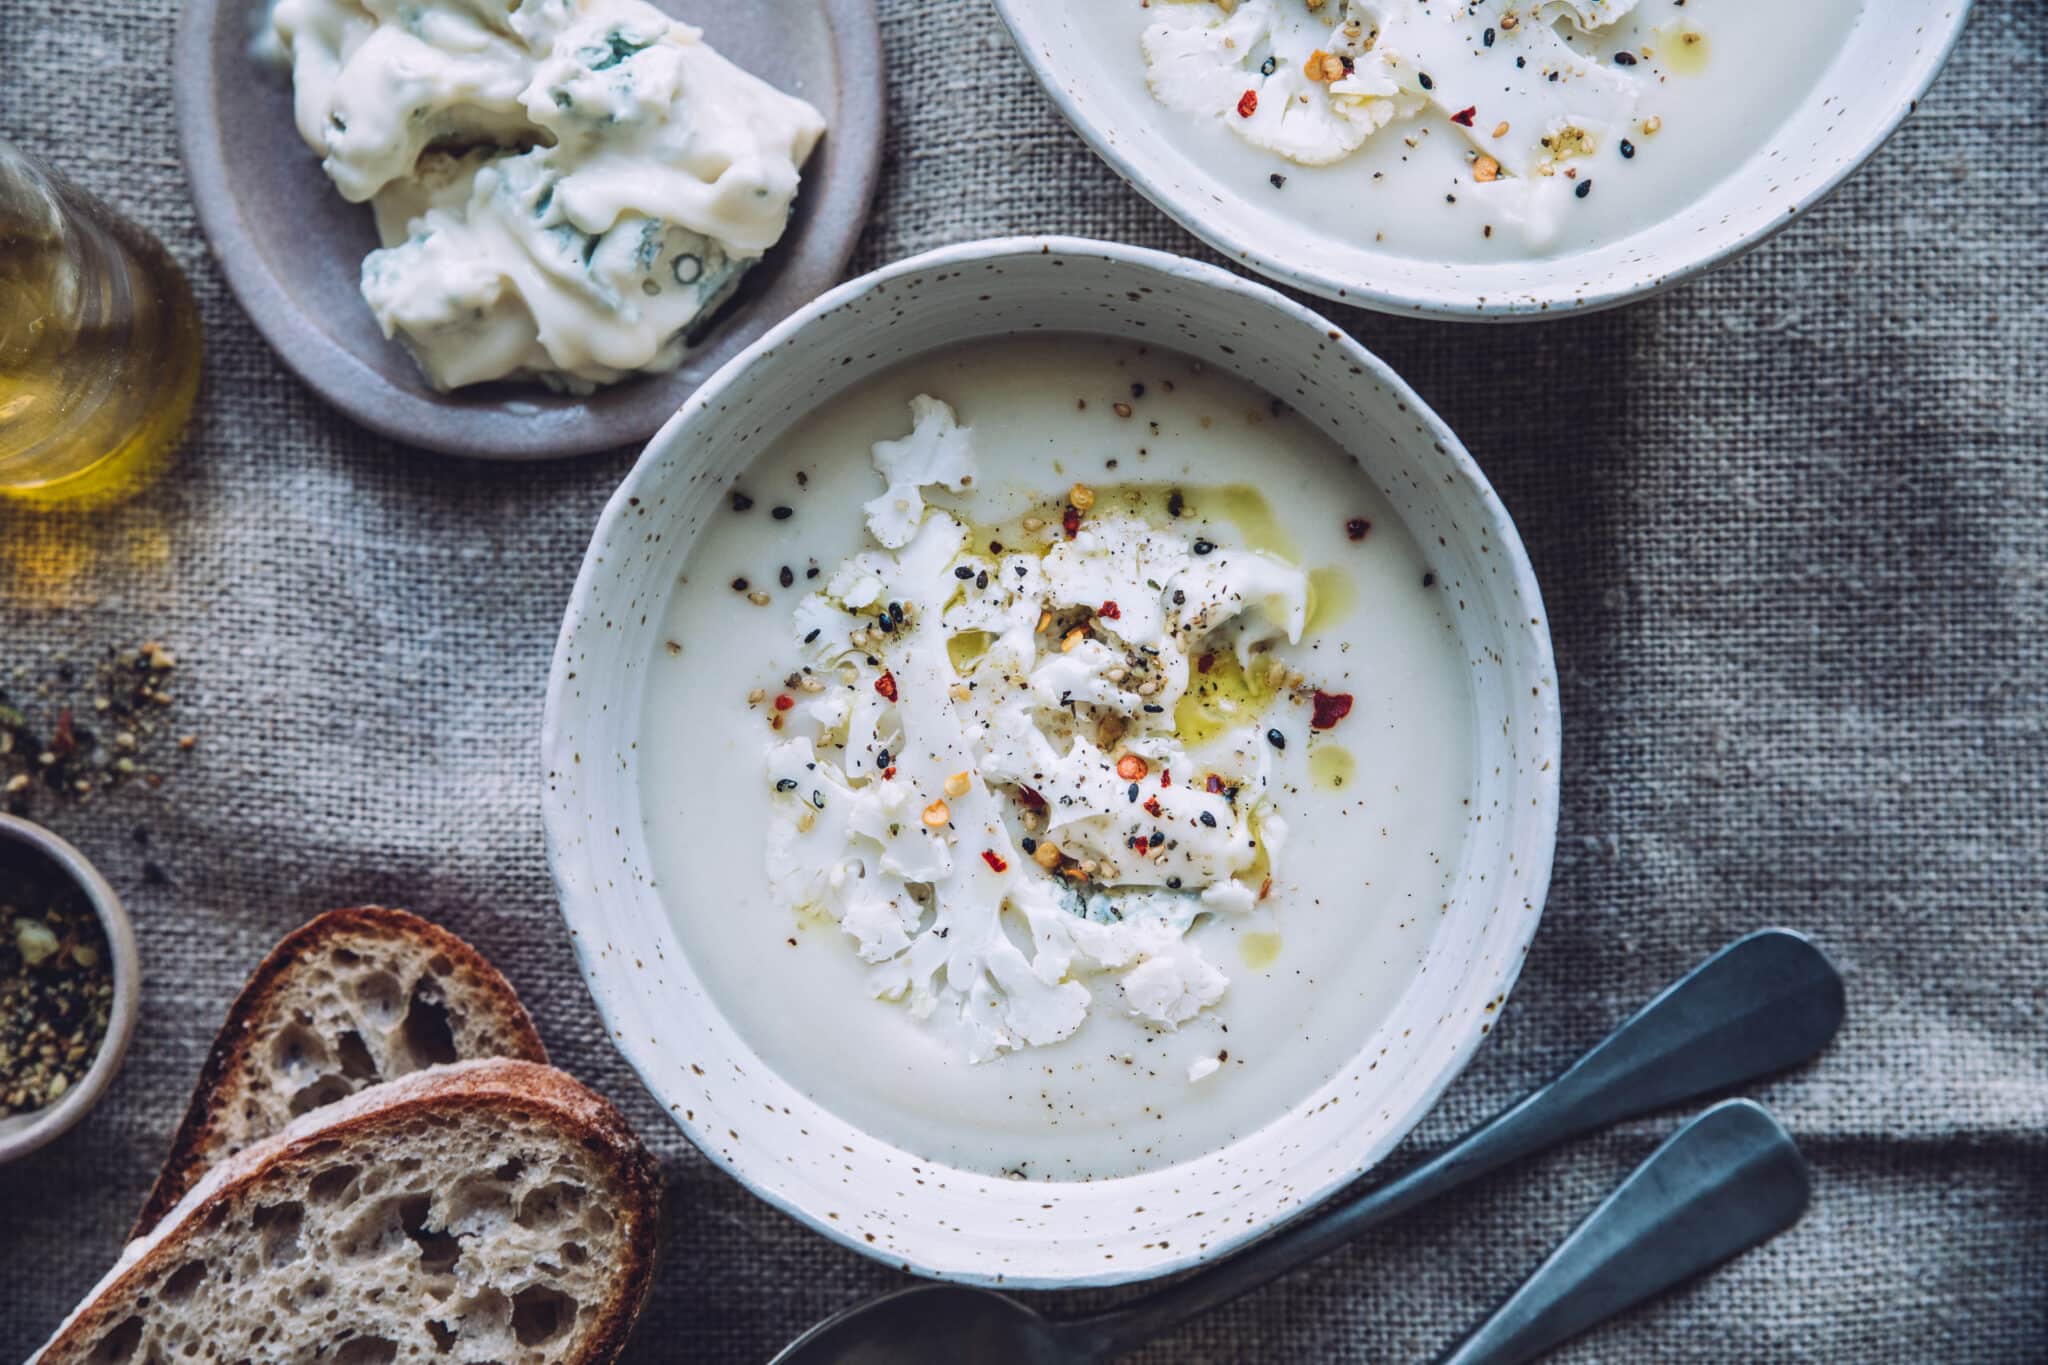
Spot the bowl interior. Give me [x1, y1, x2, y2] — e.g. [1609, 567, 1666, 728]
[0, 815, 140, 1163]
[174, 0, 883, 458]
[993, 1, 1970, 317]
[544, 238, 1559, 1285]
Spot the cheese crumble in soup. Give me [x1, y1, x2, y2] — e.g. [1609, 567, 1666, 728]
[640, 339, 1482, 1179]
[1134, 0, 1862, 257]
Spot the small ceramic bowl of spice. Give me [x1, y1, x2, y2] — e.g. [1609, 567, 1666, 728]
[0, 813, 139, 1164]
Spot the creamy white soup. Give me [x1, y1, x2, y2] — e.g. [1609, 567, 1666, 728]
[639, 337, 1478, 1179]
[1123, 0, 1864, 260]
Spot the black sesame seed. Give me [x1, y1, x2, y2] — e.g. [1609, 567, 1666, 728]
[1193, 539, 1215, 556]
[1266, 728, 1286, 750]
[730, 492, 754, 512]
[1613, 50, 1637, 65]
[877, 748, 891, 768]
[1260, 55, 1276, 75]
[976, 571, 990, 590]
[1269, 172, 1287, 189]
[1022, 837, 1037, 854]
[954, 565, 975, 580]
[1199, 811, 1217, 827]
[810, 790, 826, 809]
[1620, 138, 1636, 159]
[1516, 55, 1526, 67]
[1127, 783, 1140, 803]
[1172, 590, 1187, 606]
[1575, 178, 1592, 198]
[775, 778, 797, 792]
[772, 505, 794, 520]
[1423, 571, 1437, 587]
[731, 577, 749, 592]
[780, 565, 795, 588]
[806, 566, 820, 579]
[803, 628, 821, 644]
[1143, 704, 1165, 714]
[1418, 71, 1434, 90]
[1483, 25, 1494, 45]
[1131, 383, 1146, 399]
[1167, 489, 1185, 518]
[1166, 877, 1182, 890]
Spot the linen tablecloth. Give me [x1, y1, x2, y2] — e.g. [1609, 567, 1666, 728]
[3, 2, 2044, 1359]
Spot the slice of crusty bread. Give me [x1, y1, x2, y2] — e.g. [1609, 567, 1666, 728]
[135, 906, 549, 1236]
[35, 1059, 661, 1365]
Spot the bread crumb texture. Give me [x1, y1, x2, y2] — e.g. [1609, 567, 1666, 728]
[220, 918, 543, 1157]
[41, 1063, 654, 1365]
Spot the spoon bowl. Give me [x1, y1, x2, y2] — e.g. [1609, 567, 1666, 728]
[771, 1285, 1076, 1365]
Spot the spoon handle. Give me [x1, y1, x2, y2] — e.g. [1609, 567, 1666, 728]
[1067, 929, 1842, 1361]
[1433, 1098, 1810, 1365]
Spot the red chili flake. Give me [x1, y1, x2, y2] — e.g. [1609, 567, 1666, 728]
[1196, 652, 1215, 674]
[1345, 517, 1371, 541]
[1098, 600, 1121, 620]
[981, 850, 1009, 873]
[50, 707, 76, 759]
[1143, 797, 1164, 818]
[1062, 505, 1082, 539]
[1450, 106, 1477, 127]
[1237, 89, 1259, 118]
[1159, 768, 1171, 788]
[1206, 773, 1225, 794]
[1017, 784, 1047, 810]
[874, 671, 898, 702]
[882, 765, 898, 780]
[1259, 876, 1273, 901]
[773, 694, 795, 712]
[1310, 690, 1355, 730]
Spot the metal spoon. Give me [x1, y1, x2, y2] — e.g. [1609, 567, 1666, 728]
[771, 928, 1843, 1365]
[1435, 1097, 1810, 1364]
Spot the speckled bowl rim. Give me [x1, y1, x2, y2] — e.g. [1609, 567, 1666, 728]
[544, 235, 1560, 1286]
[172, 0, 885, 459]
[0, 814, 141, 1166]
[992, 0, 1975, 321]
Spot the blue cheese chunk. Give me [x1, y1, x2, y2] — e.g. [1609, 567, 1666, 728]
[259, 0, 825, 392]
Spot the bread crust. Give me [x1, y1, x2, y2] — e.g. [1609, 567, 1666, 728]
[133, 906, 548, 1236]
[38, 1059, 661, 1365]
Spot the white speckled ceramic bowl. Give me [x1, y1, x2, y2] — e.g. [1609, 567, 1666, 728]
[543, 237, 1559, 1286]
[993, 1, 1972, 319]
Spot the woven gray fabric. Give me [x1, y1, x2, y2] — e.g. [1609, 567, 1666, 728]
[3, 0, 2044, 1359]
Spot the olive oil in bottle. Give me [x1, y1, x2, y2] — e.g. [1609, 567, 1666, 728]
[0, 143, 202, 505]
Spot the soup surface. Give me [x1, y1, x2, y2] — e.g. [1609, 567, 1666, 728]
[1114, 0, 1864, 261]
[639, 336, 1478, 1179]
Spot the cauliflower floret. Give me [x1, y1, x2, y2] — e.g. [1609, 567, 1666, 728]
[863, 395, 977, 548]
[1140, 0, 1408, 166]
[763, 396, 1321, 1064]
[1530, 0, 1640, 30]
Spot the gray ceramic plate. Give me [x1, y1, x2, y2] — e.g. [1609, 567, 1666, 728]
[174, 0, 882, 460]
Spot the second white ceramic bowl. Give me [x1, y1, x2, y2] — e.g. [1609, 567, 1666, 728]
[544, 237, 1559, 1285]
[994, 1, 1972, 319]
